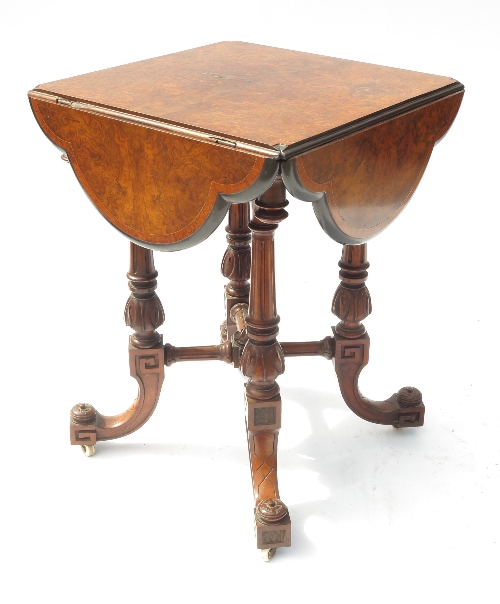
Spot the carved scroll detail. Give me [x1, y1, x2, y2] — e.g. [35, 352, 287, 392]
[70, 344, 165, 443]
[332, 244, 425, 427]
[70, 243, 165, 446]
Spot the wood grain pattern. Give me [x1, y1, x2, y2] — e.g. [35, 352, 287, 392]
[30, 98, 266, 247]
[34, 42, 459, 149]
[293, 92, 463, 242]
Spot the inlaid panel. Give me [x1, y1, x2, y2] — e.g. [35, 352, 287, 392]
[30, 98, 269, 249]
[290, 92, 463, 243]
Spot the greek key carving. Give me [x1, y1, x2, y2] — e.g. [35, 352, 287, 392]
[137, 354, 160, 372]
[339, 344, 363, 362]
[240, 342, 285, 383]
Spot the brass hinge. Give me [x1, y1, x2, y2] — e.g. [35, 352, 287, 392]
[56, 97, 75, 107]
[209, 136, 237, 148]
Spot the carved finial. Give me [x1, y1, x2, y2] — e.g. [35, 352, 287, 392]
[256, 498, 289, 524]
[70, 403, 96, 424]
[397, 387, 423, 407]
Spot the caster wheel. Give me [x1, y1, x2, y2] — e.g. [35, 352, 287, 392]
[81, 444, 95, 457]
[261, 548, 276, 562]
[392, 425, 401, 429]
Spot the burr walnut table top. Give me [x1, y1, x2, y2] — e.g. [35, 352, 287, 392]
[32, 41, 461, 156]
[29, 43, 463, 250]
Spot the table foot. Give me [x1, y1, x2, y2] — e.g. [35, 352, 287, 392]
[334, 333, 424, 426]
[80, 444, 95, 457]
[261, 548, 276, 562]
[332, 244, 425, 427]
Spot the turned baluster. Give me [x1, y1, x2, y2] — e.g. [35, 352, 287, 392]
[332, 243, 372, 339]
[240, 174, 291, 554]
[124, 242, 165, 348]
[220, 202, 251, 343]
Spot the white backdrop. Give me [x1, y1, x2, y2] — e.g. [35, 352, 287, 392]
[2, 1, 499, 603]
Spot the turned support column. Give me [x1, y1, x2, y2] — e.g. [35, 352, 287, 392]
[332, 243, 425, 427]
[69, 243, 165, 453]
[240, 174, 291, 552]
[125, 242, 165, 348]
[221, 202, 251, 343]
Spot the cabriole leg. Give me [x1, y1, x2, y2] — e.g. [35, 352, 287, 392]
[240, 175, 291, 559]
[69, 242, 165, 454]
[332, 243, 425, 427]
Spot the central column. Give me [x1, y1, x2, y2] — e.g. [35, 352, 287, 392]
[240, 174, 291, 554]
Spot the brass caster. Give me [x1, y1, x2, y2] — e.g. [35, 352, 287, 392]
[261, 548, 276, 562]
[81, 444, 95, 457]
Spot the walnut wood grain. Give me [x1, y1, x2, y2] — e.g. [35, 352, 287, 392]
[283, 92, 463, 243]
[32, 42, 460, 150]
[30, 97, 276, 249]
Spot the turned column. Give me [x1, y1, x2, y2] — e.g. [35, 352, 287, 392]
[332, 243, 372, 339]
[220, 202, 251, 343]
[240, 174, 291, 552]
[124, 242, 165, 348]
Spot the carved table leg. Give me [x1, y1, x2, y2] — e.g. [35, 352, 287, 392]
[220, 202, 251, 350]
[240, 174, 291, 559]
[69, 242, 165, 455]
[332, 243, 425, 427]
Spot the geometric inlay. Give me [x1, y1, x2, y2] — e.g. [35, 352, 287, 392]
[257, 463, 272, 478]
[254, 406, 276, 426]
[262, 530, 286, 545]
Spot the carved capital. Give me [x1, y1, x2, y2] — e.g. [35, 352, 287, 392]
[124, 295, 165, 335]
[332, 283, 372, 323]
[221, 245, 251, 282]
[241, 341, 285, 385]
[125, 243, 164, 348]
[333, 243, 372, 339]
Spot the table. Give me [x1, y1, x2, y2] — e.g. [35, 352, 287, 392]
[29, 42, 463, 560]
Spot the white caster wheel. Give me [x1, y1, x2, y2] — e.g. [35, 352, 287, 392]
[81, 444, 95, 457]
[261, 548, 276, 562]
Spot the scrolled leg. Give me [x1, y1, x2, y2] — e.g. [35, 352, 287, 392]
[332, 244, 425, 427]
[69, 243, 165, 454]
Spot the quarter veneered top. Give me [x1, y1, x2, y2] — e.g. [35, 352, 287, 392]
[34, 42, 460, 152]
